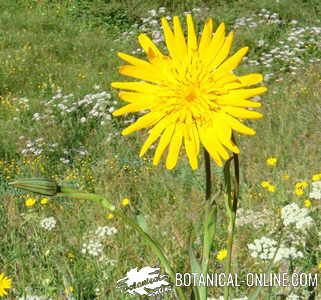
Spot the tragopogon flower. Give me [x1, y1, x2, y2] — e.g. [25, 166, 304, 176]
[112, 15, 266, 169]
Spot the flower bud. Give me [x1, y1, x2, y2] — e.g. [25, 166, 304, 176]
[9, 178, 60, 196]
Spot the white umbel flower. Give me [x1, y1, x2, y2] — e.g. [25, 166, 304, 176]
[81, 240, 103, 257]
[309, 181, 321, 200]
[248, 237, 303, 262]
[40, 217, 56, 231]
[95, 226, 118, 238]
[281, 203, 313, 229]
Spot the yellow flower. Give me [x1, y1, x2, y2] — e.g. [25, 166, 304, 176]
[216, 249, 227, 260]
[106, 213, 114, 219]
[267, 185, 276, 193]
[295, 188, 304, 196]
[295, 181, 308, 189]
[282, 174, 289, 180]
[260, 181, 270, 188]
[301, 181, 308, 188]
[318, 261, 321, 269]
[40, 197, 49, 204]
[112, 15, 266, 170]
[266, 157, 277, 166]
[312, 174, 321, 181]
[64, 287, 74, 295]
[67, 252, 75, 259]
[121, 198, 130, 206]
[25, 197, 36, 207]
[0, 273, 12, 297]
[303, 199, 311, 207]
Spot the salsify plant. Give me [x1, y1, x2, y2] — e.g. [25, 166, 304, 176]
[10, 15, 267, 300]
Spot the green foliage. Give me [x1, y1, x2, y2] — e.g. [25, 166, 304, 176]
[0, 0, 321, 299]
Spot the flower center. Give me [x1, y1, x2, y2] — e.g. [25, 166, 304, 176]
[185, 87, 197, 102]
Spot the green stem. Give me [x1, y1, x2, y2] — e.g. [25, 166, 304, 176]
[204, 149, 212, 201]
[224, 136, 240, 300]
[202, 149, 212, 275]
[223, 208, 236, 300]
[198, 149, 217, 300]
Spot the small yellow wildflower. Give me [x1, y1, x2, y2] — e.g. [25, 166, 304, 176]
[267, 185, 276, 193]
[106, 213, 114, 220]
[295, 181, 308, 189]
[318, 261, 321, 269]
[260, 181, 270, 188]
[40, 197, 49, 204]
[303, 199, 311, 207]
[25, 197, 36, 207]
[121, 198, 130, 206]
[266, 157, 277, 166]
[64, 287, 74, 295]
[312, 174, 321, 181]
[67, 252, 75, 259]
[301, 181, 308, 188]
[0, 273, 12, 297]
[282, 174, 290, 180]
[295, 188, 304, 196]
[216, 249, 227, 261]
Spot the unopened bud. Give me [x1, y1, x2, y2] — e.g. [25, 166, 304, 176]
[9, 178, 60, 196]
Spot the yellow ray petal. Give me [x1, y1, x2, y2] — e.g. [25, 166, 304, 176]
[153, 123, 176, 165]
[209, 31, 234, 69]
[117, 52, 150, 67]
[138, 34, 163, 58]
[161, 17, 177, 60]
[213, 47, 249, 80]
[184, 113, 199, 169]
[214, 97, 262, 108]
[226, 87, 267, 99]
[213, 115, 239, 153]
[192, 122, 200, 157]
[121, 111, 163, 135]
[186, 14, 197, 52]
[222, 107, 263, 119]
[139, 117, 169, 157]
[113, 103, 150, 116]
[166, 123, 184, 169]
[173, 16, 187, 58]
[207, 129, 230, 160]
[111, 82, 160, 93]
[239, 73, 264, 86]
[214, 73, 240, 87]
[221, 113, 256, 135]
[184, 130, 198, 169]
[224, 73, 264, 89]
[198, 126, 223, 166]
[119, 65, 160, 83]
[118, 92, 155, 103]
[199, 18, 213, 55]
[201, 22, 225, 64]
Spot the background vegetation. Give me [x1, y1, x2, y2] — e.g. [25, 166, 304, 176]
[0, 0, 320, 299]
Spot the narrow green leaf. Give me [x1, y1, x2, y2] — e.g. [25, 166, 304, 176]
[136, 214, 149, 234]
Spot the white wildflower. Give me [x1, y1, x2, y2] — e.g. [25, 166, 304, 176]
[40, 217, 56, 231]
[309, 181, 321, 200]
[81, 240, 103, 257]
[281, 203, 314, 229]
[95, 226, 117, 238]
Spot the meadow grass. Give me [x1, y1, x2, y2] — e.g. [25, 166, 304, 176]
[0, 0, 321, 299]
